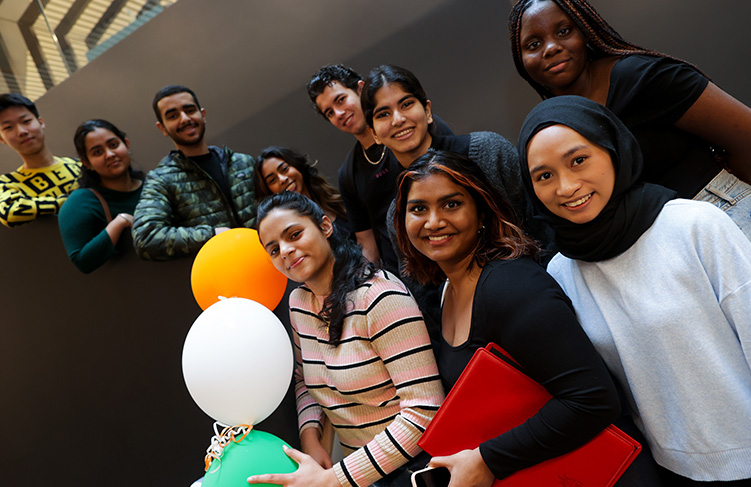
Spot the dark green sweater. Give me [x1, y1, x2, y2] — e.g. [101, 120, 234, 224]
[58, 184, 143, 273]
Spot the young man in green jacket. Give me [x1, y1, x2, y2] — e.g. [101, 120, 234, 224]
[132, 85, 257, 260]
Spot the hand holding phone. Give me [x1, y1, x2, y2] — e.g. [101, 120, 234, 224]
[411, 466, 451, 487]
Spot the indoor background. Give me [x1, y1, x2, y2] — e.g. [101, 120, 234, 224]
[1, 0, 748, 485]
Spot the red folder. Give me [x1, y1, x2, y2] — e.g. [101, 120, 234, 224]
[419, 343, 641, 487]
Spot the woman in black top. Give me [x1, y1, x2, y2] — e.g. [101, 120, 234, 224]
[360, 65, 526, 223]
[360, 64, 552, 258]
[393, 149, 620, 486]
[508, 0, 751, 240]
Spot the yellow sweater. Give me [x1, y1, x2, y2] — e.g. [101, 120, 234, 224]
[0, 157, 81, 228]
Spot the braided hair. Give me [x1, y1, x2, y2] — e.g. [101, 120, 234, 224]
[508, 0, 703, 99]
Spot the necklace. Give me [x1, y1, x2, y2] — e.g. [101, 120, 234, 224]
[362, 144, 386, 165]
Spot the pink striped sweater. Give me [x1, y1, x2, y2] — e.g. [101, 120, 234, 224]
[289, 270, 444, 487]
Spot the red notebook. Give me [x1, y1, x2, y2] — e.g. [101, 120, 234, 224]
[419, 343, 641, 487]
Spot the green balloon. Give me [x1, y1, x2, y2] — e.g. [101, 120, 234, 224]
[202, 429, 299, 487]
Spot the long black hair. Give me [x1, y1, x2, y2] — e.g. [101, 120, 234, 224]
[254, 146, 347, 221]
[73, 119, 144, 188]
[361, 64, 430, 129]
[257, 191, 376, 345]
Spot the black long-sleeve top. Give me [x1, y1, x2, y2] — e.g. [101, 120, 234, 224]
[435, 258, 620, 480]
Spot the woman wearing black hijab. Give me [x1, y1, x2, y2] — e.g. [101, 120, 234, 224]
[517, 95, 751, 486]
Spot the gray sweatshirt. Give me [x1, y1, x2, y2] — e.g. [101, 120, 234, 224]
[548, 199, 751, 482]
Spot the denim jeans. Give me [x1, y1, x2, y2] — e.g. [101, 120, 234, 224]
[693, 169, 751, 242]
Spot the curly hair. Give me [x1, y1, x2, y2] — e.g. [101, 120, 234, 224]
[254, 146, 347, 221]
[508, 0, 703, 99]
[306, 64, 363, 117]
[394, 149, 540, 285]
[257, 191, 376, 345]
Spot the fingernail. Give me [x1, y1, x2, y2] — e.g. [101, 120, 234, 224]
[282, 445, 289, 450]
[247, 476, 254, 482]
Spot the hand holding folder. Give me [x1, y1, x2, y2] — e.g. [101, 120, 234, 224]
[418, 343, 640, 487]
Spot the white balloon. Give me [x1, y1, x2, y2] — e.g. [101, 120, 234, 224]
[182, 298, 294, 426]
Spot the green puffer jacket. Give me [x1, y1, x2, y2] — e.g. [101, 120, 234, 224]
[132, 146, 257, 261]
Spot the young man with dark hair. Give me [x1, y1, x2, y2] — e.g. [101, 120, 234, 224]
[0, 93, 81, 228]
[307, 65, 453, 273]
[132, 84, 257, 260]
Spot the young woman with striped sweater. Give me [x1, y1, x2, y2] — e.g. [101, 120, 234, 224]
[250, 191, 444, 487]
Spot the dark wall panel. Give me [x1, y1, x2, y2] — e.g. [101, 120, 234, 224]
[0, 216, 299, 486]
[0, 1, 749, 485]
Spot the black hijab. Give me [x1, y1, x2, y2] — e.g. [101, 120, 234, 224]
[517, 96, 676, 262]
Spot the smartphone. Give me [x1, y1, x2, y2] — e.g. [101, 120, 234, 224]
[410, 466, 451, 487]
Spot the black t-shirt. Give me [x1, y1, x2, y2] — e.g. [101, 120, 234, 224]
[340, 145, 402, 273]
[606, 54, 720, 198]
[338, 115, 455, 273]
[436, 258, 619, 480]
[190, 151, 233, 203]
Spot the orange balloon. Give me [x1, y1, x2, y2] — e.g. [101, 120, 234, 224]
[191, 228, 287, 310]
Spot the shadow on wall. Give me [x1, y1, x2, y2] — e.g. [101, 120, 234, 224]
[0, 217, 299, 486]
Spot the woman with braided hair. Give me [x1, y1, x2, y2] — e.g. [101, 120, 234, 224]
[508, 0, 751, 240]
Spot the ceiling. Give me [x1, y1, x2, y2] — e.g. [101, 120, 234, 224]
[0, 0, 178, 100]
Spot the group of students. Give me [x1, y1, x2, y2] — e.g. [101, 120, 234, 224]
[248, 1, 751, 487]
[2, 1, 751, 486]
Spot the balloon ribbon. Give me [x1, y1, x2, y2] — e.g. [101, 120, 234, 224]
[204, 422, 253, 472]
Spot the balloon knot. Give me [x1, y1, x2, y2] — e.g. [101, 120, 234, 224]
[204, 422, 253, 472]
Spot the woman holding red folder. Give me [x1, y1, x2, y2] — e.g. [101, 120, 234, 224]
[393, 149, 623, 486]
[517, 95, 751, 485]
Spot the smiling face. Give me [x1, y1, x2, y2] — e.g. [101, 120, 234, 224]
[83, 127, 131, 183]
[370, 82, 433, 165]
[315, 81, 368, 136]
[155, 92, 206, 148]
[519, 0, 589, 95]
[260, 157, 307, 196]
[404, 173, 481, 271]
[259, 208, 335, 292]
[527, 124, 615, 224]
[0, 105, 46, 156]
